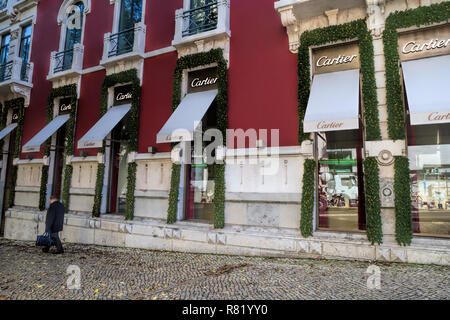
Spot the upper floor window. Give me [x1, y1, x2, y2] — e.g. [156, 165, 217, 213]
[64, 1, 85, 51]
[109, 0, 142, 57]
[185, 0, 218, 37]
[0, 33, 11, 65]
[19, 24, 32, 62]
[118, 0, 142, 32]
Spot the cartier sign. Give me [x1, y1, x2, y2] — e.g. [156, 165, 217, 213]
[188, 67, 218, 93]
[398, 24, 450, 61]
[428, 111, 450, 122]
[59, 98, 73, 115]
[114, 84, 133, 105]
[313, 43, 360, 74]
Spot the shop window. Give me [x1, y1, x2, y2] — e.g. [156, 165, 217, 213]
[408, 123, 450, 237]
[317, 129, 366, 232]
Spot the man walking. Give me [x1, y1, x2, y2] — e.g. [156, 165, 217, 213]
[43, 195, 65, 254]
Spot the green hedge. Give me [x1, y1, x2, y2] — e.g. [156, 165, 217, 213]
[383, 2, 450, 245]
[167, 48, 228, 229]
[0, 98, 25, 209]
[92, 69, 141, 219]
[383, 2, 450, 140]
[1, 99, 24, 204]
[298, 20, 382, 240]
[363, 157, 383, 245]
[300, 159, 315, 238]
[394, 156, 413, 246]
[298, 19, 381, 143]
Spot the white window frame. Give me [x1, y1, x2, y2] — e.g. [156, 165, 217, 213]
[111, 0, 146, 34]
[57, 0, 91, 52]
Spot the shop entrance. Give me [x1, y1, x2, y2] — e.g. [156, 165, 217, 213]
[317, 129, 366, 232]
[184, 99, 218, 223]
[107, 118, 129, 215]
[0, 124, 17, 236]
[51, 124, 66, 199]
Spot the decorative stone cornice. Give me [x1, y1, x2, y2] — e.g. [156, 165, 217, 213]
[325, 9, 339, 26]
[276, 5, 300, 53]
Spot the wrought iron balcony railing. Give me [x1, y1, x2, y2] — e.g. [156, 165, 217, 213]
[0, 61, 13, 82]
[53, 48, 74, 73]
[182, 2, 218, 37]
[47, 43, 83, 80]
[100, 22, 145, 65]
[107, 27, 135, 58]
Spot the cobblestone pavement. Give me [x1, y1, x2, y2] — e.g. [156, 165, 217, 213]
[0, 239, 449, 300]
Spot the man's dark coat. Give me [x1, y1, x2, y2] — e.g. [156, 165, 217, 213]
[45, 201, 65, 233]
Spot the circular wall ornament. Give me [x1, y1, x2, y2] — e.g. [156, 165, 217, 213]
[377, 150, 394, 166]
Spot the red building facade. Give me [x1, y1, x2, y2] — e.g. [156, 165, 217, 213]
[2, 0, 449, 265]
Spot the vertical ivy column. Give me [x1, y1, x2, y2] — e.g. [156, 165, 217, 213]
[92, 69, 141, 220]
[39, 84, 78, 212]
[1, 98, 25, 209]
[300, 159, 316, 238]
[383, 2, 450, 245]
[167, 48, 228, 229]
[297, 20, 382, 241]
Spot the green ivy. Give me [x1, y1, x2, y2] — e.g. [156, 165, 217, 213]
[167, 163, 181, 224]
[300, 159, 315, 238]
[167, 48, 228, 228]
[1, 98, 25, 209]
[92, 163, 105, 217]
[39, 84, 77, 212]
[383, 2, 450, 245]
[363, 157, 383, 245]
[125, 162, 137, 220]
[298, 20, 382, 240]
[298, 19, 381, 143]
[383, 1, 450, 140]
[39, 165, 49, 211]
[394, 156, 413, 246]
[92, 69, 141, 219]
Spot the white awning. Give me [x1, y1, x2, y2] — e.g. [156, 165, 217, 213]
[22, 114, 70, 153]
[78, 105, 131, 149]
[0, 123, 17, 141]
[157, 90, 218, 143]
[304, 69, 360, 133]
[402, 55, 450, 125]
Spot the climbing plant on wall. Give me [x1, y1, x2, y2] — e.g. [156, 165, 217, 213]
[383, 1, 450, 140]
[38, 84, 77, 212]
[383, 2, 450, 245]
[297, 20, 383, 242]
[0, 98, 25, 209]
[298, 19, 381, 143]
[167, 48, 228, 228]
[92, 69, 141, 220]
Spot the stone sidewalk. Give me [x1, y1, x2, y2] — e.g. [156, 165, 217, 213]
[0, 238, 449, 300]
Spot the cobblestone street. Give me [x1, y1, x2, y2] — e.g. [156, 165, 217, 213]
[0, 238, 449, 300]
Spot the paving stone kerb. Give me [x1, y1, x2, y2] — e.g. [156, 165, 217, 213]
[0, 239, 449, 300]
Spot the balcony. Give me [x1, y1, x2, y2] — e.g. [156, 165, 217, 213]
[100, 22, 146, 67]
[172, 0, 230, 50]
[0, 56, 33, 106]
[47, 43, 84, 81]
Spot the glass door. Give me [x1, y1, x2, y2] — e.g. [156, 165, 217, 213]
[317, 129, 365, 232]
